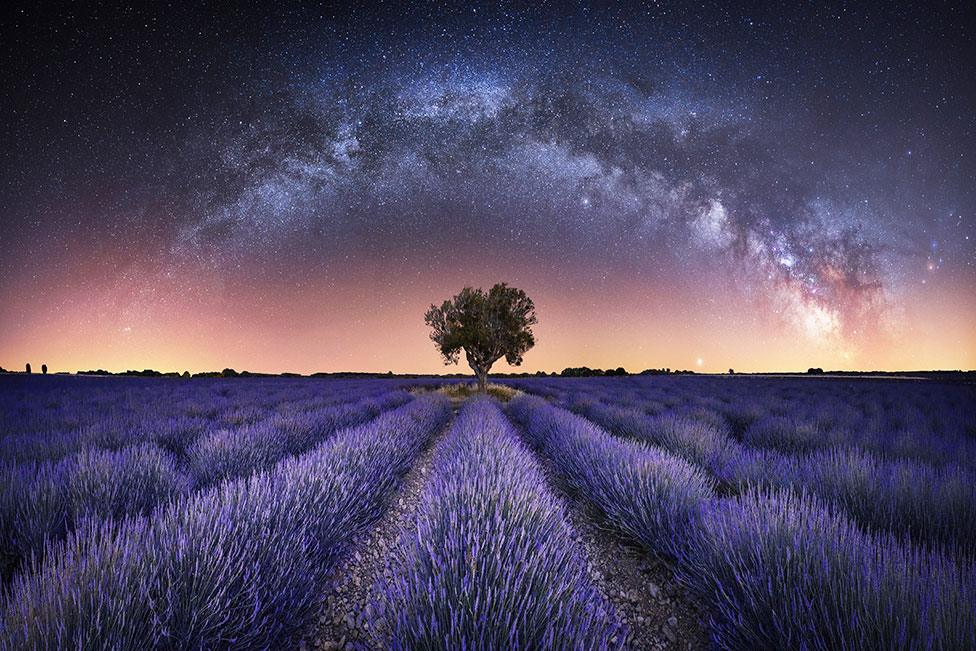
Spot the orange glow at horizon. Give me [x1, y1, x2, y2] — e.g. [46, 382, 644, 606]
[2, 258, 973, 375]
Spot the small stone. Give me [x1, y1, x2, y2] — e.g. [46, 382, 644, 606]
[663, 624, 677, 643]
[668, 616, 678, 628]
[648, 582, 660, 598]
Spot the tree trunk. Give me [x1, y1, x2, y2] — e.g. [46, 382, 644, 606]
[477, 370, 487, 394]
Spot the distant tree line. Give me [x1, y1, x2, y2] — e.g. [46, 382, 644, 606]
[560, 366, 629, 377]
[5, 365, 972, 381]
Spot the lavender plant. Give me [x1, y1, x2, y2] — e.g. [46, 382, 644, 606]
[507, 394, 714, 559]
[0, 395, 451, 649]
[0, 387, 413, 584]
[680, 488, 976, 650]
[573, 393, 976, 557]
[382, 398, 623, 649]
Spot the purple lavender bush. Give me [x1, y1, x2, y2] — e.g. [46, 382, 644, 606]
[0, 444, 187, 581]
[507, 395, 714, 559]
[680, 488, 976, 650]
[0, 375, 407, 465]
[186, 390, 411, 486]
[576, 395, 976, 557]
[508, 388, 976, 649]
[382, 398, 623, 649]
[0, 388, 412, 584]
[742, 414, 827, 454]
[0, 394, 451, 649]
[776, 447, 976, 559]
[67, 443, 188, 522]
[0, 459, 71, 579]
[573, 400, 743, 490]
[185, 421, 288, 487]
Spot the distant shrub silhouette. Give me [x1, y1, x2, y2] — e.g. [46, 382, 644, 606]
[221, 368, 239, 378]
[41, 364, 48, 375]
[639, 368, 672, 375]
[807, 367, 825, 375]
[25, 363, 31, 374]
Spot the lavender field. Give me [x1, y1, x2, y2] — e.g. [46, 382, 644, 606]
[1, 374, 974, 649]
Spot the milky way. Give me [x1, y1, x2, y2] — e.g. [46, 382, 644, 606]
[1, 3, 974, 373]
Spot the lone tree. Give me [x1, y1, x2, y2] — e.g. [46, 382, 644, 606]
[25, 363, 31, 374]
[425, 283, 537, 393]
[42, 364, 48, 375]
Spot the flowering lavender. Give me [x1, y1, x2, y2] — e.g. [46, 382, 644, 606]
[2, 373, 973, 647]
[509, 390, 976, 649]
[507, 395, 714, 559]
[573, 400, 743, 490]
[0, 395, 451, 649]
[0, 387, 413, 584]
[0, 375, 406, 465]
[680, 488, 976, 650]
[572, 393, 976, 557]
[382, 398, 624, 650]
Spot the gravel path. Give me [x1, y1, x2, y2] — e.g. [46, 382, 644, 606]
[299, 414, 455, 651]
[517, 427, 712, 650]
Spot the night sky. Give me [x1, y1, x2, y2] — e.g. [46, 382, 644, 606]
[1, 2, 974, 374]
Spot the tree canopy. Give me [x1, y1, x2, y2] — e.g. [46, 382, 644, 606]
[424, 283, 537, 392]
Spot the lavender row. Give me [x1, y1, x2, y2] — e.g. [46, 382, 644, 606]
[185, 390, 412, 486]
[0, 375, 402, 465]
[506, 396, 714, 560]
[683, 488, 976, 650]
[573, 399, 976, 558]
[381, 398, 623, 649]
[0, 394, 452, 649]
[0, 390, 411, 583]
[505, 375, 976, 469]
[507, 395, 976, 649]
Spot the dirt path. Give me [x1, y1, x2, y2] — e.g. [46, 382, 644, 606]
[515, 425, 711, 650]
[299, 410, 456, 651]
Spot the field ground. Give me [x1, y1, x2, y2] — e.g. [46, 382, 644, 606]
[0, 374, 974, 649]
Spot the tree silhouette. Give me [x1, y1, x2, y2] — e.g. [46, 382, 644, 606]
[41, 364, 48, 375]
[25, 363, 31, 374]
[425, 283, 537, 393]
